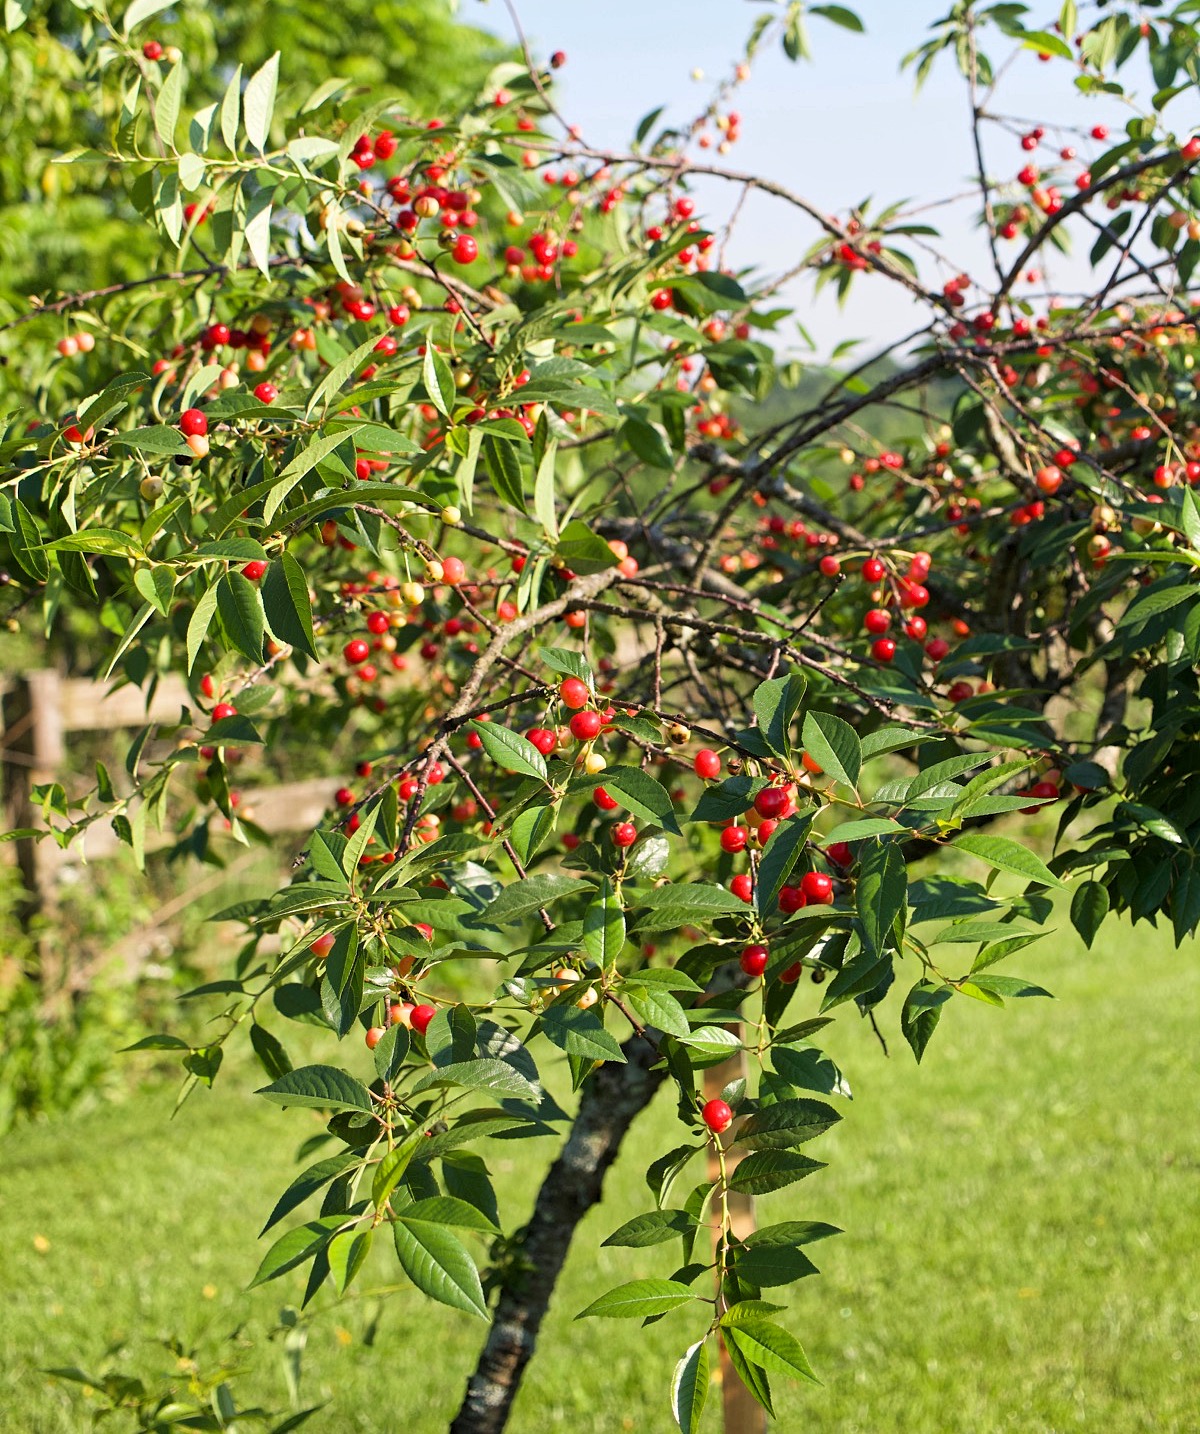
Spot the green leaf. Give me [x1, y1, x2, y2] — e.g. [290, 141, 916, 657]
[470, 721, 547, 782]
[328, 1227, 373, 1295]
[801, 711, 861, 790]
[264, 422, 364, 521]
[720, 1312, 820, 1386]
[624, 982, 690, 1038]
[732, 1243, 819, 1287]
[262, 1151, 360, 1235]
[508, 801, 558, 865]
[577, 1279, 695, 1319]
[752, 672, 806, 757]
[257, 1065, 372, 1113]
[602, 1209, 696, 1248]
[154, 61, 184, 150]
[555, 518, 619, 576]
[590, 766, 681, 834]
[534, 439, 558, 538]
[856, 839, 906, 956]
[133, 565, 175, 615]
[1070, 880, 1109, 950]
[45, 529, 144, 559]
[423, 344, 457, 416]
[736, 1097, 840, 1150]
[410, 1058, 540, 1102]
[249, 1215, 348, 1288]
[482, 434, 527, 513]
[541, 1002, 626, 1063]
[392, 1217, 487, 1318]
[371, 1131, 425, 1209]
[671, 1340, 710, 1434]
[622, 414, 674, 469]
[121, 0, 176, 34]
[727, 1151, 825, 1195]
[480, 874, 591, 925]
[217, 570, 266, 663]
[111, 424, 192, 455]
[10, 500, 48, 581]
[757, 812, 815, 917]
[186, 582, 220, 672]
[262, 553, 318, 659]
[811, 4, 865, 32]
[633, 883, 748, 930]
[901, 980, 951, 1062]
[243, 51, 279, 152]
[583, 877, 625, 965]
[403, 1196, 498, 1233]
[953, 832, 1063, 889]
[219, 63, 242, 153]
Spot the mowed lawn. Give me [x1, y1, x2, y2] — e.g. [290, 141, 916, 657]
[3, 913, 1199, 1434]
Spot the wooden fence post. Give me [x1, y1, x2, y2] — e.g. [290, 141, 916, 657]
[1, 670, 66, 1004]
[704, 1031, 767, 1434]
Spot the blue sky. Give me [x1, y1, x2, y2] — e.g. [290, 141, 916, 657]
[468, 0, 1157, 357]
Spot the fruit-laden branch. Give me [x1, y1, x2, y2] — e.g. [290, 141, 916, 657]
[449, 1032, 667, 1434]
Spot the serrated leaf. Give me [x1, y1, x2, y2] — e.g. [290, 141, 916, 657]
[541, 1001, 626, 1063]
[603, 1209, 696, 1248]
[953, 832, 1063, 889]
[262, 1151, 360, 1234]
[1070, 879, 1109, 950]
[624, 983, 690, 1038]
[219, 63, 242, 152]
[590, 765, 680, 834]
[154, 61, 184, 150]
[479, 874, 591, 925]
[727, 1151, 825, 1195]
[410, 1057, 540, 1101]
[423, 344, 456, 416]
[392, 1218, 487, 1317]
[801, 711, 861, 790]
[249, 1215, 348, 1288]
[470, 721, 547, 782]
[243, 52, 279, 153]
[257, 1065, 372, 1113]
[720, 1313, 820, 1386]
[583, 877, 625, 965]
[901, 980, 950, 1062]
[577, 1279, 695, 1319]
[186, 582, 220, 672]
[856, 839, 906, 956]
[216, 569, 265, 662]
[262, 553, 318, 659]
[671, 1340, 710, 1434]
[482, 434, 527, 513]
[737, 1097, 840, 1150]
[328, 1226, 373, 1295]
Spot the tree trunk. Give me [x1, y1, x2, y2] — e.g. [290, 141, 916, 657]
[449, 1034, 666, 1434]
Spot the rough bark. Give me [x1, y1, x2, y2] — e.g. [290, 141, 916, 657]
[449, 1034, 667, 1434]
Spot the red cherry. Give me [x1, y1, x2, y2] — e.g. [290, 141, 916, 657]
[527, 727, 557, 756]
[720, 825, 749, 855]
[344, 638, 370, 665]
[612, 821, 638, 847]
[780, 962, 803, 984]
[179, 408, 208, 437]
[560, 677, 589, 709]
[730, 873, 753, 903]
[904, 616, 928, 641]
[365, 1026, 386, 1049]
[569, 710, 603, 741]
[410, 1004, 436, 1036]
[242, 559, 268, 581]
[142, 39, 164, 60]
[800, 871, 833, 904]
[801, 751, 823, 776]
[778, 885, 806, 914]
[818, 555, 841, 577]
[310, 933, 336, 959]
[754, 786, 787, 820]
[212, 702, 237, 722]
[594, 786, 619, 811]
[926, 637, 951, 662]
[702, 1098, 733, 1134]
[739, 944, 769, 977]
[1036, 465, 1063, 494]
[199, 673, 215, 699]
[253, 382, 278, 404]
[366, 611, 390, 635]
[826, 841, 852, 869]
[862, 557, 885, 583]
[864, 608, 891, 635]
[452, 234, 479, 264]
[442, 556, 465, 585]
[872, 637, 897, 663]
[694, 748, 721, 779]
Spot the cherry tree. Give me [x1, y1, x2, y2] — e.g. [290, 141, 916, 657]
[4, 0, 1200, 1429]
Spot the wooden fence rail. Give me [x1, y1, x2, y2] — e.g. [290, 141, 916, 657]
[1, 668, 332, 1000]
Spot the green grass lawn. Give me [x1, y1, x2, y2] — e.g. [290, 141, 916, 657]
[4, 913, 1199, 1433]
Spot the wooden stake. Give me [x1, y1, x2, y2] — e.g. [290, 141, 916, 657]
[704, 1029, 767, 1434]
